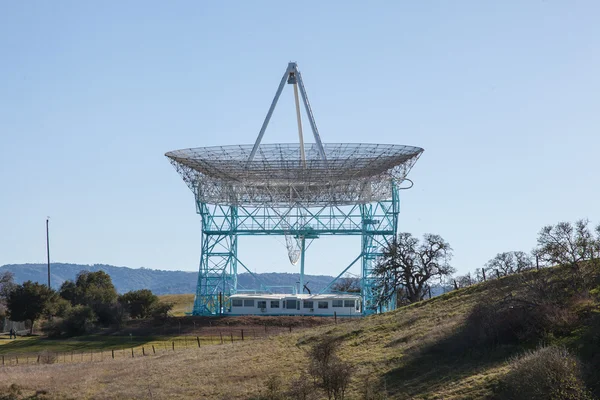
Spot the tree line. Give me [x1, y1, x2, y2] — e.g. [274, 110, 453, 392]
[369, 218, 600, 309]
[0, 270, 172, 336]
[2, 217, 597, 332]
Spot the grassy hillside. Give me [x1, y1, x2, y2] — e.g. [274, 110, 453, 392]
[1, 263, 598, 399]
[159, 293, 194, 316]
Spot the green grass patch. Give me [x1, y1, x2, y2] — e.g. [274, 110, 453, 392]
[0, 333, 233, 355]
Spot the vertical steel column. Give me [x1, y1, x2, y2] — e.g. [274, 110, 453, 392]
[193, 203, 239, 315]
[360, 184, 400, 315]
[299, 236, 306, 293]
[230, 206, 238, 298]
[360, 204, 375, 314]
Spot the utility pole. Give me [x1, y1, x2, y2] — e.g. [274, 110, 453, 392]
[46, 217, 51, 288]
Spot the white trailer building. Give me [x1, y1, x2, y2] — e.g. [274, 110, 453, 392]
[225, 294, 361, 317]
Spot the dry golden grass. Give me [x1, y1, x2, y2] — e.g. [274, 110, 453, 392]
[0, 275, 535, 399]
[0, 335, 307, 399]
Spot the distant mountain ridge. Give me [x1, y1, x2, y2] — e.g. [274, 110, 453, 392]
[0, 263, 336, 295]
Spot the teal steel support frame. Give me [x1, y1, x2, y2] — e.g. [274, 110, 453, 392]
[192, 185, 400, 316]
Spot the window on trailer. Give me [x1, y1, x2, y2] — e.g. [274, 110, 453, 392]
[332, 300, 344, 308]
[270, 300, 280, 308]
[257, 301, 266, 309]
[318, 301, 329, 309]
[232, 299, 243, 307]
[286, 299, 297, 309]
[344, 300, 355, 308]
[244, 299, 254, 307]
[303, 301, 313, 309]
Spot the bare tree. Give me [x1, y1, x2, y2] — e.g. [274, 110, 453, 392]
[536, 219, 600, 270]
[331, 275, 361, 293]
[485, 251, 534, 278]
[0, 271, 15, 299]
[373, 233, 454, 305]
[0, 271, 14, 318]
[308, 337, 353, 400]
[454, 272, 476, 289]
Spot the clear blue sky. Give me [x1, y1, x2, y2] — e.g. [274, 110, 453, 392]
[1, 1, 599, 279]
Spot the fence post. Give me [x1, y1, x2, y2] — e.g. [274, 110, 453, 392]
[536, 254, 540, 270]
[172, 341, 175, 351]
[241, 330, 244, 341]
[15, 356, 18, 365]
[196, 336, 201, 348]
[220, 332, 223, 344]
[71, 351, 73, 362]
[230, 332, 233, 344]
[131, 348, 134, 358]
[2, 355, 4, 366]
[289, 325, 292, 333]
[482, 268, 486, 281]
[334, 312, 337, 324]
[112, 349, 114, 359]
[152, 345, 156, 354]
[37, 355, 40, 363]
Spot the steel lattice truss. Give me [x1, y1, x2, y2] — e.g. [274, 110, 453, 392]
[166, 143, 423, 207]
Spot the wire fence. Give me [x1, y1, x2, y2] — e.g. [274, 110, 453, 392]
[0, 326, 296, 367]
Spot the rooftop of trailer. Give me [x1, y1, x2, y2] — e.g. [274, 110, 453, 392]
[229, 293, 360, 300]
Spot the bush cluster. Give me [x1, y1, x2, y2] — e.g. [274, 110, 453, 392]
[258, 337, 354, 400]
[497, 346, 591, 400]
[463, 297, 575, 349]
[37, 272, 173, 337]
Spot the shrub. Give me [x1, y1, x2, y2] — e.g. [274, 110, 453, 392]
[118, 289, 159, 319]
[46, 296, 71, 318]
[359, 376, 388, 400]
[462, 299, 549, 349]
[576, 313, 600, 397]
[150, 301, 174, 320]
[0, 384, 21, 400]
[463, 290, 578, 351]
[262, 375, 284, 400]
[41, 318, 63, 338]
[287, 373, 317, 400]
[38, 350, 57, 364]
[321, 359, 352, 400]
[308, 337, 353, 400]
[497, 346, 591, 400]
[109, 301, 129, 329]
[60, 305, 96, 337]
